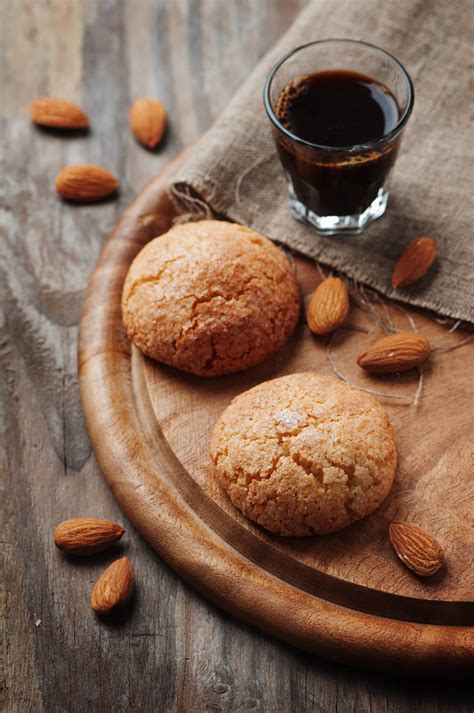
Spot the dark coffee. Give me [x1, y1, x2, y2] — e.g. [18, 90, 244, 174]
[274, 70, 402, 216]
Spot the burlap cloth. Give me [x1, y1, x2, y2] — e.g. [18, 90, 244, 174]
[169, 0, 473, 324]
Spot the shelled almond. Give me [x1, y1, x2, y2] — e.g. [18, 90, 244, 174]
[91, 557, 135, 614]
[389, 521, 444, 576]
[55, 164, 118, 202]
[54, 518, 125, 556]
[306, 277, 350, 336]
[357, 332, 431, 373]
[129, 98, 167, 149]
[392, 236, 437, 288]
[30, 98, 89, 129]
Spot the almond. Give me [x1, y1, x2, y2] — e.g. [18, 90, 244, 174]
[55, 164, 118, 202]
[389, 521, 444, 576]
[357, 332, 430, 373]
[91, 557, 134, 614]
[392, 236, 437, 288]
[54, 518, 125, 556]
[307, 277, 350, 336]
[30, 98, 89, 129]
[129, 98, 167, 149]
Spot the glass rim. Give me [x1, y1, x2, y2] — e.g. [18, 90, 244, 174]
[263, 38, 415, 153]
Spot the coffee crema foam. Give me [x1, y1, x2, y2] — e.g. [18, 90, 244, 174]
[274, 76, 310, 130]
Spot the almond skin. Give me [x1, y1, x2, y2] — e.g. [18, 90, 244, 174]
[54, 518, 125, 556]
[392, 236, 437, 288]
[91, 557, 134, 614]
[357, 332, 430, 373]
[30, 98, 89, 129]
[389, 521, 444, 576]
[307, 277, 350, 336]
[55, 164, 118, 202]
[129, 98, 167, 149]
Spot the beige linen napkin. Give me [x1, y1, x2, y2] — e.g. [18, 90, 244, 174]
[169, 0, 474, 324]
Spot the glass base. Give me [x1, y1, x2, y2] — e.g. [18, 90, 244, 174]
[288, 185, 389, 236]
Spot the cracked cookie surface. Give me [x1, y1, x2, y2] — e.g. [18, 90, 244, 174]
[121, 221, 300, 376]
[210, 372, 397, 536]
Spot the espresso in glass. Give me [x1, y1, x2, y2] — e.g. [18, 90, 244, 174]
[275, 70, 401, 216]
[264, 40, 414, 235]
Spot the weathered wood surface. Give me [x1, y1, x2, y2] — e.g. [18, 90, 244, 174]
[1, 0, 473, 711]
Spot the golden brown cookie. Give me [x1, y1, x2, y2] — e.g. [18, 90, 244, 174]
[122, 221, 300, 376]
[210, 372, 397, 536]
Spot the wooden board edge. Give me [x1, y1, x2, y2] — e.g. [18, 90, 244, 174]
[78, 151, 474, 679]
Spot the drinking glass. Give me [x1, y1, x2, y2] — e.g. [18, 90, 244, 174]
[264, 39, 414, 235]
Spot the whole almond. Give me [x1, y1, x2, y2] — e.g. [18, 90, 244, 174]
[91, 557, 134, 614]
[129, 98, 167, 149]
[30, 98, 89, 129]
[307, 277, 350, 336]
[357, 332, 430, 373]
[392, 236, 437, 288]
[54, 518, 125, 556]
[55, 164, 118, 202]
[389, 521, 444, 576]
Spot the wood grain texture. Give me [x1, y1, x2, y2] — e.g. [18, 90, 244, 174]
[1, 0, 473, 710]
[147, 306, 474, 606]
[78, 152, 474, 675]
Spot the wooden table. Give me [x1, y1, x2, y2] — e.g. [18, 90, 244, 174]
[1, 1, 472, 710]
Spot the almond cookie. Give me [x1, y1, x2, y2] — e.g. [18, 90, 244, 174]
[210, 373, 397, 536]
[122, 221, 300, 376]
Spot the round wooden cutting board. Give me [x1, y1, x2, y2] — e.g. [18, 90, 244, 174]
[79, 151, 474, 678]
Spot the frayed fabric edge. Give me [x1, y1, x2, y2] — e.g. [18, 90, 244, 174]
[168, 182, 215, 224]
[167, 181, 474, 328]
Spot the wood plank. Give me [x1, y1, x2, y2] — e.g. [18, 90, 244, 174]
[1, 0, 473, 710]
